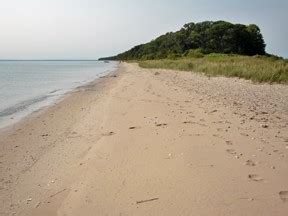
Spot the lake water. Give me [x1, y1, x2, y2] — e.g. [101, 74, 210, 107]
[0, 60, 117, 128]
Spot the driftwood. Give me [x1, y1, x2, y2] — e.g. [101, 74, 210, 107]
[136, 198, 159, 204]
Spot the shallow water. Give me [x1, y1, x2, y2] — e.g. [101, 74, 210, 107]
[0, 60, 117, 128]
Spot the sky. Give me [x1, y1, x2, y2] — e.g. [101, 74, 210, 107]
[0, 0, 287, 59]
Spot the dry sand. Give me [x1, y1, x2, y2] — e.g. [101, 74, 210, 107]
[0, 63, 288, 216]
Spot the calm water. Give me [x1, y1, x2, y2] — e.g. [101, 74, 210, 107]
[0, 60, 117, 128]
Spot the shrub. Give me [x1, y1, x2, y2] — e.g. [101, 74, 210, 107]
[185, 49, 204, 58]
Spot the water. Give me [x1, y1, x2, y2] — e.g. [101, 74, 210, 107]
[0, 60, 117, 128]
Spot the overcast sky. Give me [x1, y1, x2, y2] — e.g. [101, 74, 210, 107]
[0, 0, 287, 59]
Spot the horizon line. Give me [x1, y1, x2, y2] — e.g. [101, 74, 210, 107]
[0, 59, 102, 61]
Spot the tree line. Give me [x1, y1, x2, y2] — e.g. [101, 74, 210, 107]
[99, 21, 266, 61]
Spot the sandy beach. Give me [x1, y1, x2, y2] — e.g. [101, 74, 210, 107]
[1, 62, 288, 216]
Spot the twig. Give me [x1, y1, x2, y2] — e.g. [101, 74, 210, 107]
[136, 198, 159, 204]
[48, 189, 66, 198]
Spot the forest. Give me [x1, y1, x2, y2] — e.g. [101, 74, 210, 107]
[99, 21, 266, 60]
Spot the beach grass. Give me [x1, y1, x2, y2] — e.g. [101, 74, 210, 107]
[138, 54, 288, 83]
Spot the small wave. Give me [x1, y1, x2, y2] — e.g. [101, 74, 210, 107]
[0, 95, 52, 117]
[49, 89, 61, 94]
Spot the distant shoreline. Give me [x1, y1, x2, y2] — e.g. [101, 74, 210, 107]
[0, 59, 101, 61]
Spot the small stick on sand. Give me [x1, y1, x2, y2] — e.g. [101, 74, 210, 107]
[48, 189, 66, 199]
[136, 198, 159, 204]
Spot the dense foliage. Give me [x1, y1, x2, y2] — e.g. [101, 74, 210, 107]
[99, 21, 266, 61]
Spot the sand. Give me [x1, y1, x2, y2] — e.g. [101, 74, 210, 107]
[0, 63, 288, 216]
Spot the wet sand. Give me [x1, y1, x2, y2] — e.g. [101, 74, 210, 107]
[0, 63, 288, 216]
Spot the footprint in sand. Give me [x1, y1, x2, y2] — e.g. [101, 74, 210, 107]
[41, 134, 49, 137]
[226, 141, 233, 145]
[156, 123, 167, 127]
[226, 149, 236, 155]
[183, 121, 194, 124]
[245, 160, 256, 166]
[154, 72, 160, 76]
[248, 174, 263, 182]
[102, 131, 115, 136]
[279, 191, 288, 202]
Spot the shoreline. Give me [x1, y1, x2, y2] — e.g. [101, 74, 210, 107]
[0, 65, 122, 215]
[0, 63, 118, 132]
[0, 63, 287, 216]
